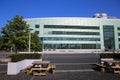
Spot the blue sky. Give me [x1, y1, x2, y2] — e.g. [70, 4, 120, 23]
[0, 0, 120, 28]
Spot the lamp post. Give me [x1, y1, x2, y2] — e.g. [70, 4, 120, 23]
[96, 40, 97, 49]
[42, 39, 44, 60]
[27, 28, 33, 53]
[42, 38, 44, 52]
[95, 40, 98, 53]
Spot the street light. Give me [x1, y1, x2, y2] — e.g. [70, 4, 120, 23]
[27, 28, 33, 53]
[95, 39, 98, 53]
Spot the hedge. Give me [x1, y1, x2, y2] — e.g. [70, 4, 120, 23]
[100, 53, 120, 59]
[10, 53, 41, 62]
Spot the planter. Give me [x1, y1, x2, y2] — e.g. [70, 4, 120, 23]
[100, 58, 114, 64]
[7, 59, 42, 75]
[0, 58, 11, 62]
[101, 58, 114, 61]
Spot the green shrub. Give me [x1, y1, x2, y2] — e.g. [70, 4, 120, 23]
[100, 53, 120, 59]
[100, 54, 114, 58]
[114, 54, 120, 59]
[11, 53, 41, 62]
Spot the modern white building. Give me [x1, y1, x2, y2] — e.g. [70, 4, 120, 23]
[25, 13, 120, 53]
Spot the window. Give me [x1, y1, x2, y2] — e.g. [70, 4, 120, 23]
[44, 25, 99, 30]
[35, 24, 40, 28]
[52, 31, 100, 35]
[118, 27, 120, 30]
[118, 33, 120, 36]
[35, 31, 39, 34]
[43, 37, 100, 41]
[44, 44, 101, 49]
[103, 25, 115, 50]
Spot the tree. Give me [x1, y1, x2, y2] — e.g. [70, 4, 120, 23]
[0, 15, 42, 53]
[31, 33, 42, 52]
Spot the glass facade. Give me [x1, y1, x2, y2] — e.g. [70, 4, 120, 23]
[43, 25, 100, 50]
[25, 17, 120, 52]
[103, 25, 115, 50]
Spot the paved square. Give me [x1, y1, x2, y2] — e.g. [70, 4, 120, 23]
[0, 54, 120, 80]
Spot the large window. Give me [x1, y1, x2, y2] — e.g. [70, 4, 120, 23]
[103, 25, 115, 50]
[44, 37, 100, 41]
[52, 31, 100, 35]
[44, 44, 101, 49]
[44, 25, 99, 30]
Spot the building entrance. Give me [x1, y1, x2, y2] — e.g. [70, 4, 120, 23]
[103, 25, 115, 51]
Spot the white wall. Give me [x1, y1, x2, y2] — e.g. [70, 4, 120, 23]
[43, 49, 102, 54]
[7, 59, 42, 75]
